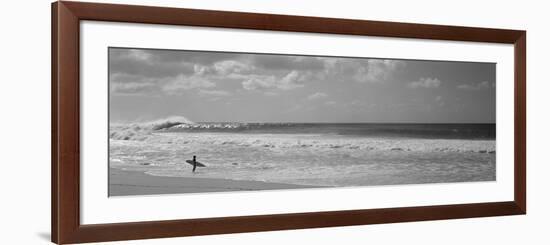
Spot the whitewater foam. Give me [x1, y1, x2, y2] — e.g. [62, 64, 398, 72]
[108, 121, 496, 187]
[109, 116, 193, 140]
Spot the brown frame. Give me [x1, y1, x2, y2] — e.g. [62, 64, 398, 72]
[51, 1, 526, 244]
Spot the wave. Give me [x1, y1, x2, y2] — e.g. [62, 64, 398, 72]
[110, 121, 299, 140]
[109, 116, 193, 140]
[169, 122, 291, 130]
[111, 131, 495, 154]
[143, 116, 194, 130]
[192, 137, 496, 153]
[109, 119, 496, 153]
[164, 123, 495, 140]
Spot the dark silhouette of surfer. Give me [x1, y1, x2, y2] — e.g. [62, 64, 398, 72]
[192, 155, 197, 172]
[186, 155, 205, 172]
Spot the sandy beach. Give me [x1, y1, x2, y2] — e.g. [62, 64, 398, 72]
[109, 168, 316, 196]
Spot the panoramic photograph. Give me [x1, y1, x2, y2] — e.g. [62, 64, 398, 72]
[108, 47, 496, 196]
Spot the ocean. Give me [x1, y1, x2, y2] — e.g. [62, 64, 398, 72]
[109, 119, 496, 188]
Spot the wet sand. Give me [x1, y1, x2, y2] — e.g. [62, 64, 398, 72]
[109, 168, 316, 196]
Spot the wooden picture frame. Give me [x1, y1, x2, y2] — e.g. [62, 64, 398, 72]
[51, 1, 526, 244]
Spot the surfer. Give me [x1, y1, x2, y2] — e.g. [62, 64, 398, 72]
[192, 155, 197, 172]
[185, 156, 205, 171]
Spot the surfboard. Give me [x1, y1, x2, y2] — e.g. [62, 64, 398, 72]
[185, 160, 206, 167]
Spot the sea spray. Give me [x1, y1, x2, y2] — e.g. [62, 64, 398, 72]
[109, 123, 496, 187]
[110, 116, 194, 140]
[110, 132, 496, 186]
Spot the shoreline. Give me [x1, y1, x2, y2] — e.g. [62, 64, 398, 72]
[109, 167, 320, 196]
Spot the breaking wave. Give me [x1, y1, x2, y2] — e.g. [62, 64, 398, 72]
[150, 133, 496, 154]
[165, 123, 496, 140]
[109, 119, 495, 153]
[109, 121, 496, 188]
[170, 122, 291, 130]
[109, 116, 193, 141]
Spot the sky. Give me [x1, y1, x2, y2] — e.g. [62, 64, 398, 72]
[109, 47, 496, 123]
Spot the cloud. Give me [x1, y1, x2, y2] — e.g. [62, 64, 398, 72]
[109, 49, 196, 78]
[325, 101, 337, 106]
[110, 73, 160, 95]
[242, 76, 275, 90]
[252, 55, 326, 71]
[278, 71, 308, 89]
[361, 59, 406, 83]
[213, 60, 252, 75]
[116, 48, 241, 65]
[247, 56, 406, 85]
[192, 60, 254, 77]
[110, 72, 218, 96]
[110, 48, 412, 97]
[307, 92, 328, 100]
[408, 77, 441, 88]
[110, 73, 146, 84]
[242, 70, 307, 91]
[162, 75, 215, 94]
[197, 89, 232, 97]
[124, 49, 152, 61]
[110, 82, 158, 95]
[457, 81, 490, 91]
[324, 58, 406, 83]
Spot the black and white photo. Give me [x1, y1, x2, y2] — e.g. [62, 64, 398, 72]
[108, 47, 496, 196]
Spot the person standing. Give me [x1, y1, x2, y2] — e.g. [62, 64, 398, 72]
[192, 155, 197, 172]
